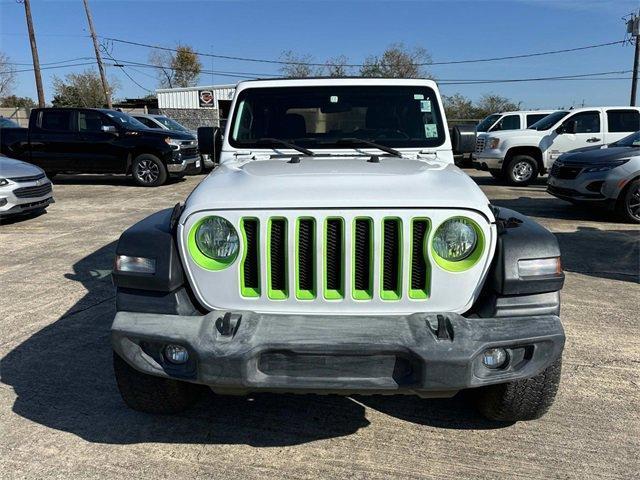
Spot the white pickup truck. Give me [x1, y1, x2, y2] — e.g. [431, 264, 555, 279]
[473, 107, 640, 185]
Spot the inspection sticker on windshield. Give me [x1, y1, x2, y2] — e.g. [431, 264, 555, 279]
[424, 124, 438, 138]
[420, 100, 432, 112]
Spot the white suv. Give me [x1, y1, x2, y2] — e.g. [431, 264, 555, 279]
[473, 107, 640, 185]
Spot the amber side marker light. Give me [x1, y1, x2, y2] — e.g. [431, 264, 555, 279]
[517, 257, 562, 278]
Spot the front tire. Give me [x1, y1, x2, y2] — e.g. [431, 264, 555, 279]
[505, 155, 539, 186]
[616, 179, 640, 224]
[113, 352, 202, 414]
[132, 154, 167, 187]
[474, 357, 562, 422]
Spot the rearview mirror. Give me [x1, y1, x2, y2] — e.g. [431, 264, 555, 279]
[198, 126, 222, 163]
[101, 125, 117, 134]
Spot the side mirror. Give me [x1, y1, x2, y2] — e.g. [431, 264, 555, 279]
[198, 126, 222, 163]
[101, 125, 117, 134]
[451, 124, 477, 154]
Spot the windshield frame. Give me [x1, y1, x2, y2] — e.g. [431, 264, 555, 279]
[102, 110, 148, 130]
[155, 116, 190, 133]
[528, 111, 570, 131]
[227, 85, 447, 151]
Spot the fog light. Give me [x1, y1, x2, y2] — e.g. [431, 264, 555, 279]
[482, 348, 508, 369]
[115, 255, 156, 274]
[164, 344, 189, 364]
[518, 257, 562, 278]
[0, 198, 7, 207]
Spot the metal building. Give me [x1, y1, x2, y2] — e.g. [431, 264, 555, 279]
[156, 84, 236, 129]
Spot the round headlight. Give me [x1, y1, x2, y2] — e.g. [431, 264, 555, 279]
[432, 218, 478, 262]
[194, 216, 239, 262]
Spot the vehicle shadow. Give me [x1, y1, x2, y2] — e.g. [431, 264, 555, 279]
[2, 242, 509, 446]
[52, 174, 193, 187]
[492, 196, 618, 222]
[0, 208, 47, 226]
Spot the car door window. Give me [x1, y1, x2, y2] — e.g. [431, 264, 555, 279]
[565, 111, 600, 133]
[607, 110, 640, 133]
[492, 114, 520, 131]
[136, 117, 158, 128]
[526, 114, 548, 127]
[40, 110, 73, 131]
[78, 111, 110, 132]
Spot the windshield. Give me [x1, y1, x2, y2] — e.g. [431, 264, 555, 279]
[476, 114, 501, 132]
[0, 118, 20, 128]
[103, 110, 148, 130]
[229, 85, 446, 150]
[529, 111, 570, 131]
[155, 116, 190, 133]
[610, 130, 640, 147]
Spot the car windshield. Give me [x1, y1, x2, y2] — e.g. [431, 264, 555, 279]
[103, 110, 148, 129]
[229, 85, 446, 150]
[476, 114, 501, 132]
[529, 111, 570, 131]
[155, 116, 190, 133]
[0, 118, 20, 128]
[609, 130, 640, 147]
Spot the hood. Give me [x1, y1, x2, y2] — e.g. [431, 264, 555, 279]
[130, 128, 195, 141]
[486, 129, 540, 140]
[0, 156, 44, 178]
[182, 157, 493, 220]
[558, 146, 639, 165]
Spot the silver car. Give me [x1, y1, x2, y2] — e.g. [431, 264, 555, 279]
[132, 114, 213, 169]
[0, 155, 54, 217]
[547, 131, 640, 223]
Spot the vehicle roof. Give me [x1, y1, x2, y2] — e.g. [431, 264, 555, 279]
[235, 77, 439, 90]
[494, 110, 557, 115]
[131, 113, 165, 119]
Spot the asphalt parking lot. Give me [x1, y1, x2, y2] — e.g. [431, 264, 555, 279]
[1, 170, 638, 479]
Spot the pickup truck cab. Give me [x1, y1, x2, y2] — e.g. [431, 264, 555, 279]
[474, 107, 640, 185]
[111, 78, 566, 422]
[0, 108, 201, 187]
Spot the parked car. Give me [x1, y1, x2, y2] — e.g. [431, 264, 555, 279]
[132, 113, 213, 169]
[111, 78, 566, 422]
[0, 117, 21, 128]
[473, 107, 640, 185]
[0, 154, 54, 217]
[548, 130, 640, 223]
[473, 109, 557, 162]
[0, 108, 200, 187]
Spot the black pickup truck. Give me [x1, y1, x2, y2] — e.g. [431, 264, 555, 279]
[0, 108, 201, 187]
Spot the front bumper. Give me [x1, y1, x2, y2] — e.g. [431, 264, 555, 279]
[547, 169, 626, 206]
[473, 155, 503, 171]
[0, 180, 54, 216]
[166, 156, 200, 174]
[112, 311, 564, 397]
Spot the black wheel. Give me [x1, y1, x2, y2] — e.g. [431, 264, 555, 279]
[505, 155, 539, 186]
[113, 352, 202, 414]
[489, 169, 504, 180]
[474, 357, 562, 422]
[616, 179, 640, 224]
[132, 154, 167, 187]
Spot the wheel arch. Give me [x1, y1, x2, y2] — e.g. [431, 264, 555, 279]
[503, 146, 543, 173]
[127, 148, 168, 174]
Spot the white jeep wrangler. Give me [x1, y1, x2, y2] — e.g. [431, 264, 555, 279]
[111, 78, 565, 422]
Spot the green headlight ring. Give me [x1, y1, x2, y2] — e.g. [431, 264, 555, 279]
[188, 216, 239, 271]
[429, 217, 485, 272]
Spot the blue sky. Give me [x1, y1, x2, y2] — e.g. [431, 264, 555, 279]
[1, 0, 639, 108]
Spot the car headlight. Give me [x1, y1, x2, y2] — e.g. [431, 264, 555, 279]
[165, 137, 181, 150]
[583, 159, 630, 173]
[189, 216, 239, 269]
[488, 137, 500, 149]
[0, 178, 8, 187]
[432, 218, 478, 262]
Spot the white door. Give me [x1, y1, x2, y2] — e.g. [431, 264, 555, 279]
[604, 109, 640, 144]
[548, 110, 603, 154]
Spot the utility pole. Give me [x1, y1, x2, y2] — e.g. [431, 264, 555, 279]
[20, 0, 45, 107]
[628, 13, 640, 106]
[82, 0, 112, 108]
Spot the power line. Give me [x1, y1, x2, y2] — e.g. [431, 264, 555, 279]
[6, 57, 94, 66]
[100, 36, 627, 67]
[100, 46, 152, 93]
[11, 62, 97, 73]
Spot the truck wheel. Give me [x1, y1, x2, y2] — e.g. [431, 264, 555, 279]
[616, 179, 640, 224]
[474, 357, 562, 422]
[132, 154, 167, 187]
[505, 155, 538, 186]
[113, 352, 202, 414]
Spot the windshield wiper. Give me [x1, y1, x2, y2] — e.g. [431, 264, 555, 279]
[256, 138, 315, 157]
[336, 138, 402, 157]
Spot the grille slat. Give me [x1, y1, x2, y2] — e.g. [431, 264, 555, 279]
[13, 183, 52, 199]
[240, 219, 260, 297]
[382, 219, 401, 298]
[268, 219, 288, 298]
[353, 219, 373, 299]
[410, 219, 430, 299]
[297, 218, 315, 298]
[325, 219, 343, 298]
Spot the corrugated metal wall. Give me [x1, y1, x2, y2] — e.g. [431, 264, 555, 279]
[157, 85, 236, 109]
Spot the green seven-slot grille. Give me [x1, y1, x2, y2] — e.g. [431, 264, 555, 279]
[239, 216, 431, 301]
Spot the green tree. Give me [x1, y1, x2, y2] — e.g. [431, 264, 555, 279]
[150, 45, 202, 88]
[52, 70, 118, 107]
[442, 93, 475, 120]
[359, 43, 431, 78]
[0, 95, 36, 109]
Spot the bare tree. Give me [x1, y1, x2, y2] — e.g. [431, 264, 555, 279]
[474, 93, 522, 118]
[0, 51, 16, 98]
[149, 45, 202, 88]
[442, 93, 475, 120]
[360, 43, 432, 78]
[279, 50, 319, 78]
[323, 55, 350, 77]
